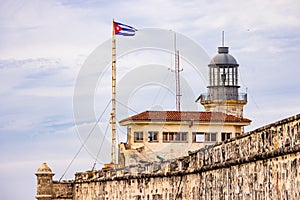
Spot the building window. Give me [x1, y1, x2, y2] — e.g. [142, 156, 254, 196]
[193, 132, 217, 142]
[148, 131, 158, 142]
[205, 132, 217, 142]
[235, 132, 240, 137]
[163, 132, 187, 142]
[221, 132, 231, 141]
[193, 132, 205, 142]
[134, 131, 143, 143]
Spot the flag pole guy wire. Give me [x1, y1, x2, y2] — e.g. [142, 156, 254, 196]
[59, 100, 111, 181]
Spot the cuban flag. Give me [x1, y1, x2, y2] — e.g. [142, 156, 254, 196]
[113, 21, 137, 36]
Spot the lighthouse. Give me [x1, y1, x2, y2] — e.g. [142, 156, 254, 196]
[197, 45, 247, 118]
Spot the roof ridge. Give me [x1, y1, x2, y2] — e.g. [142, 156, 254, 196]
[119, 110, 251, 124]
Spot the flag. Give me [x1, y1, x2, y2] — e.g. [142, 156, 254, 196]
[113, 21, 137, 36]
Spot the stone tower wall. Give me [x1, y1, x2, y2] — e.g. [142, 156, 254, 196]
[49, 114, 300, 200]
[202, 100, 245, 118]
[35, 163, 54, 200]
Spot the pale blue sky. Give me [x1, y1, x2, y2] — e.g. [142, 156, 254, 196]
[0, 0, 300, 199]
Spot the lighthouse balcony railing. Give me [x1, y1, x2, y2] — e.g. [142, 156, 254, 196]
[199, 93, 247, 102]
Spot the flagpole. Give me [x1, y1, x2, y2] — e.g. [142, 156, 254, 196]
[106, 20, 136, 168]
[110, 19, 117, 165]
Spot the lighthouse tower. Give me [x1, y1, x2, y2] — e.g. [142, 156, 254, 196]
[198, 45, 247, 118]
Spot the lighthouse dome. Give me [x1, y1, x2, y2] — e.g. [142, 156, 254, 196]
[210, 47, 238, 65]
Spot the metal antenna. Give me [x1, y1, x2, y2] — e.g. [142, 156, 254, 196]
[171, 32, 183, 111]
[222, 31, 225, 46]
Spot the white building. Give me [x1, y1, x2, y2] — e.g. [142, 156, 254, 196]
[118, 45, 251, 166]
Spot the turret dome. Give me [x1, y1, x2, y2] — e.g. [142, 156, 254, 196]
[210, 47, 238, 65]
[36, 162, 53, 175]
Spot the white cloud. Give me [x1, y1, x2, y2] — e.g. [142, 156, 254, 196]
[0, 0, 299, 199]
[0, 0, 109, 59]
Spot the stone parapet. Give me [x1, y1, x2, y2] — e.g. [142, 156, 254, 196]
[52, 180, 73, 200]
[74, 114, 300, 183]
[39, 113, 300, 199]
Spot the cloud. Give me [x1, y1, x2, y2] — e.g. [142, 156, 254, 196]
[0, 0, 110, 59]
[0, 0, 299, 199]
[0, 58, 78, 141]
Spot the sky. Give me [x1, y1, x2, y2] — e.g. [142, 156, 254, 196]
[0, 0, 299, 199]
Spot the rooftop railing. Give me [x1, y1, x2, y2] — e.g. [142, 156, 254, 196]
[199, 93, 247, 102]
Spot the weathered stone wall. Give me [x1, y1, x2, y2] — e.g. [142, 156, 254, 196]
[52, 114, 300, 200]
[52, 181, 73, 200]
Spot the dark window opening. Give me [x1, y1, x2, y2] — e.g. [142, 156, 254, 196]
[222, 132, 231, 141]
[134, 131, 143, 143]
[205, 132, 217, 142]
[163, 132, 187, 142]
[148, 131, 158, 142]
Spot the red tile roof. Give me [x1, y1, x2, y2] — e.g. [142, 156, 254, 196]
[119, 111, 251, 124]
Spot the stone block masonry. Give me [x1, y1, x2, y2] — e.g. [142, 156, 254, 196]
[52, 181, 73, 200]
[36, 114, 300, 199]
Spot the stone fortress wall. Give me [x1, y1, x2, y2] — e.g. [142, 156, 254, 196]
[39, 113, 300, 199]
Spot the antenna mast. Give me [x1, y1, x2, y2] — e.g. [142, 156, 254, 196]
[173, 33, 183, 111]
